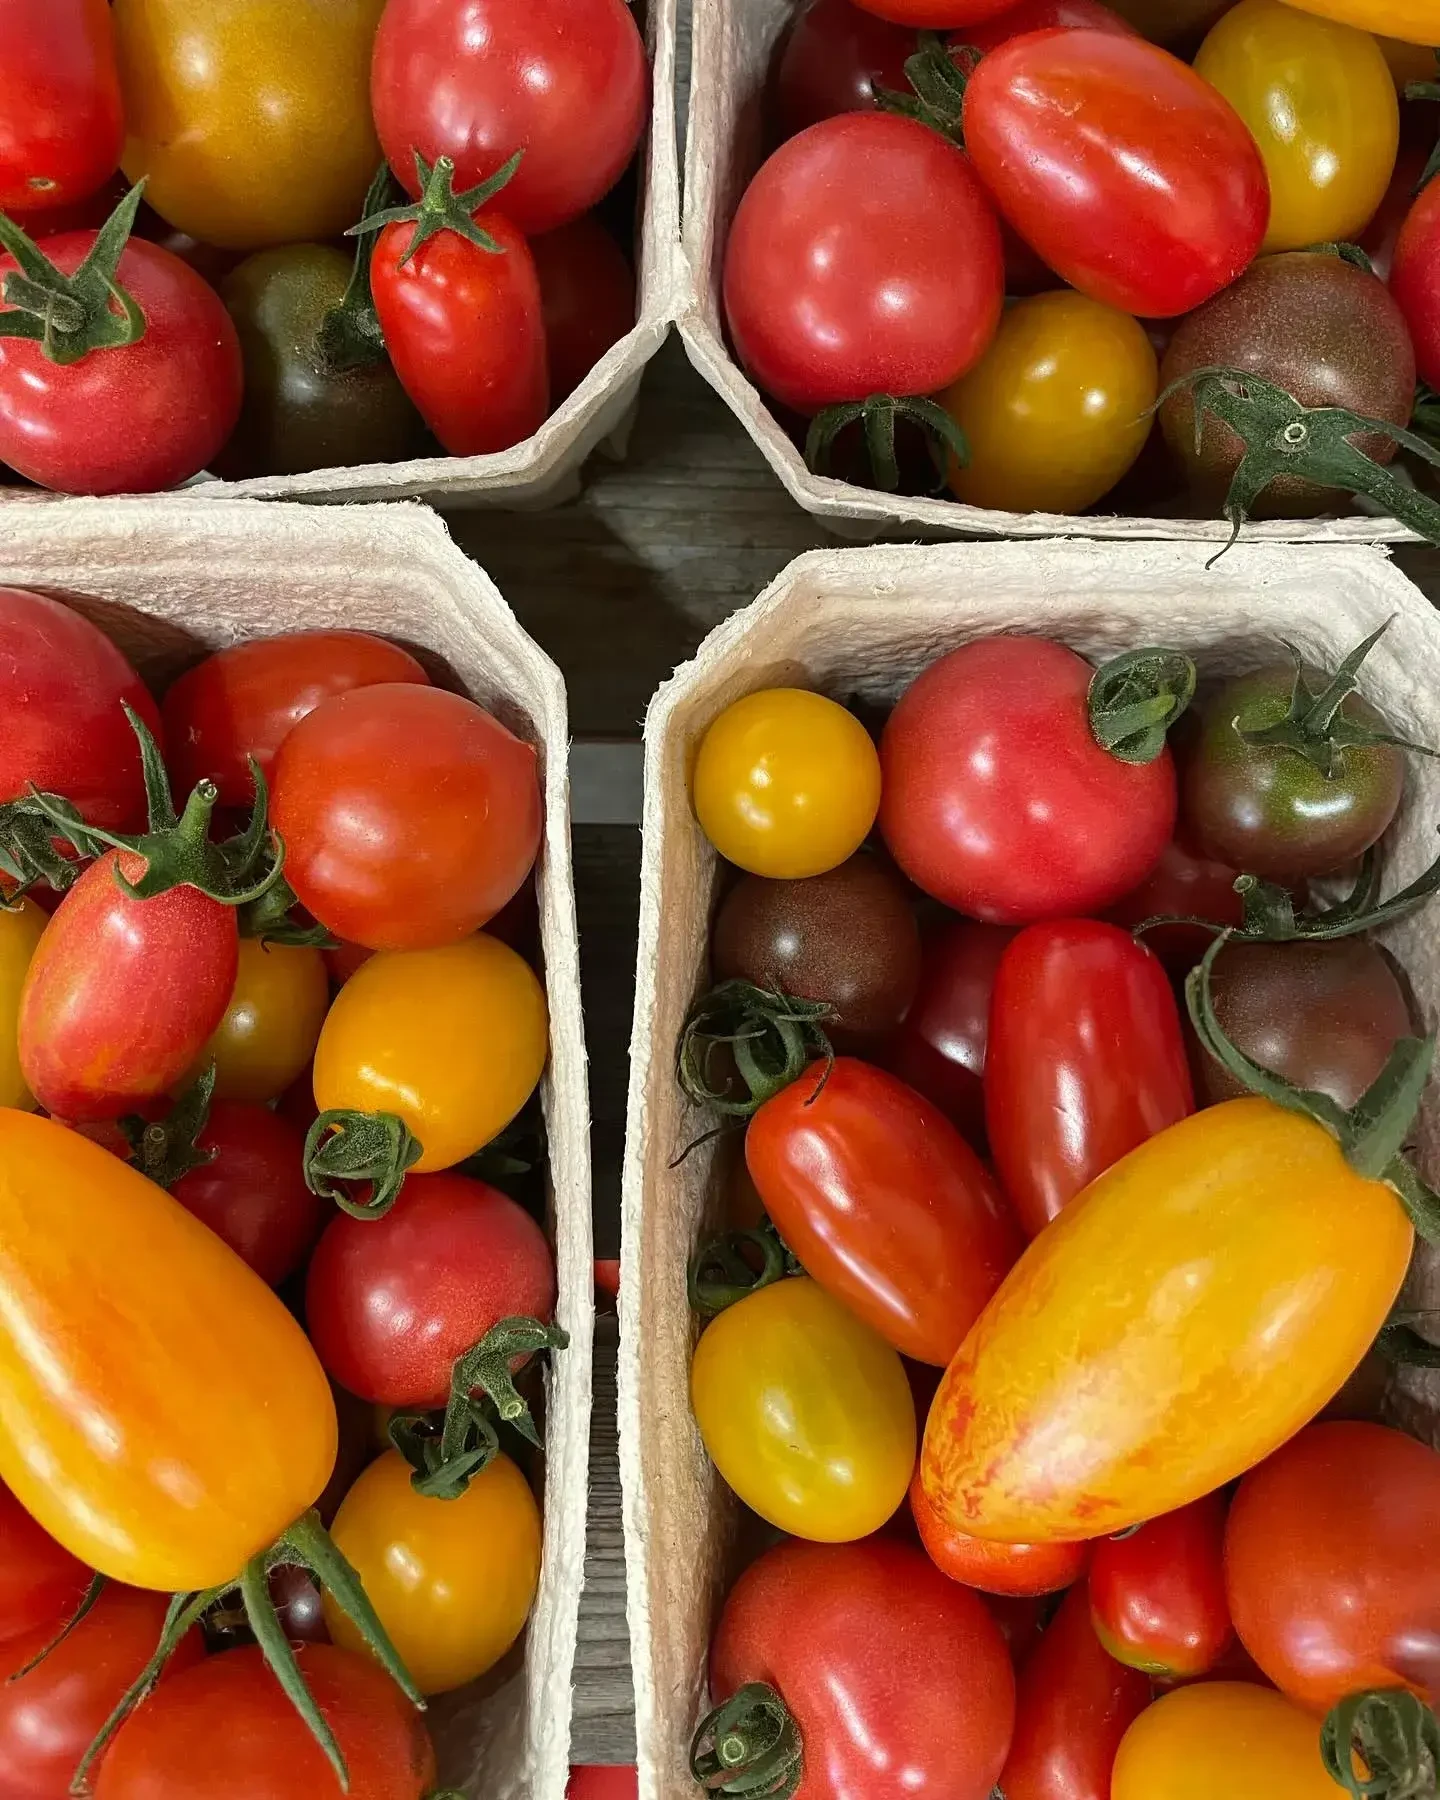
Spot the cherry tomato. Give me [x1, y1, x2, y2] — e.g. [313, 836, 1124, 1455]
[1392, 177, 1440, 390]
[963, 31, 1269, 317]
[723, 113, 1003, 414]
[1112, 1682, 1338, 1800]
[1358, 143, 1429, 285]
[1103, 0, 1234, 39]
[962, 0, 1138, 50]
[690, 1278, 915, 1541]
[531, 215, 636, 405]
[1090, 1494, 1233, 1679]
[203, 939, 330, 1105]
[171, 1099, 326, 1286]
[710, 1537, 1016, 1800]
[911, 1470, 1089, 1597]
[770, 0, 917, 137]
[569, 1770, 638, 1800]
[0, 1481, 89, 1643]
[0, 0, 123, 215]
[1279, 0, 1433, 42]
[1106, 838, 1243, 976]
[0, 901, 45, 1112]
[852, 0, 1016, 22]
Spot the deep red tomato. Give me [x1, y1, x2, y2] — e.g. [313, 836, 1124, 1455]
[270, 683, 543, 952]
[770, 0, 918, 137]
[1106, 837, 1243, 977]
[530, 215, 637, 404]
[912, 1469, 1090, 1597]
[1391, 177, 1440, 389]
[170, 1100, 326, 1287]
[960, 0, 1137, 50]
[963, 31, 1270, 317]
[853, 0, 1015, 23]
[879, 638, 1176, 924]
[985, 921, 1194, 1238]
[1360, 143, 1430, 285]
[0, 0, 123, 215]
[710, 1537, 1016, 1800]
[568, 1769, 638, 1800]
[987, 1593, 1049, 1667]
[723, 112, 1004, 414]
[0, 1482, 89, 1644]
[1089, 1493, 1233, 1679]
[746, 1056, 1023, 1365]
[1225, 1421, 1440, 1712]
[998, 1581, 1152, 1800]
[162, 632, 431, 810]
[372, 0, 649, 236]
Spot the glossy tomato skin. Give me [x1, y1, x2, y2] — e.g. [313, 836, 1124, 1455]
[1225, 1421, 1440, 1711]
[911, 1470, 1089, 1597]
[171, 1100, 326, 1286]
[1112, 1682, 1337, 1800]
[1106, 837, 1243, 976]
[568, 1771, 638, 1800]
[853, 0, 1015, 22]
[986, 921, 1194, 1238]
[747, 1058, 1022, 1364]
[770, 0, 917, 137]
[1090, 1493, 1233, 1678]
[0, 900, 45, 1112]
[962, 0, 1137, 50]
[0, 0, 123, 215]
[713, 1537, 1015, 1800]
[723, 113, 1003, 414]
[879, 638, 1176, 923]
[203, 939, 330, 1105]
[1280, 0, 1433, 43]
[531, 216, 636, 404]
[920, 1099, 1413, 1545]
[1392, 178, 1440, 390]
[882, 918, 1013, 1145]
[0, 1482, 89, 1644]
[963, 31, 1269, 317]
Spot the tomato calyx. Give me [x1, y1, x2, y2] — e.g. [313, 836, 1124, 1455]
[679, 981, 835, 1118]
[688, 1219, 804, 1318]
[348, 149, 525, 269]
[238, 872, 338, 950]
[0, 182, 148, 365]
[691, 1681, 803, 1800]
[1087, 647, 1196, 766]
[0, 793, 86, 899]
[1320, 1688, 1440, 1800]
[874, 32, 970, 144]
[1304, 242, 1379, 279]
[304, 1110, 424, 1219]
[1375, 1309, 1440, 1368]
[7, 1570, 107, 1683]
[117, 1065, 219, 1190]
[316, 163, 397, 375]
[805, 393, 970, 494]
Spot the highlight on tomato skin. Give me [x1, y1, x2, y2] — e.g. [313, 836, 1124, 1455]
[1088, 1492, 1235, 1680]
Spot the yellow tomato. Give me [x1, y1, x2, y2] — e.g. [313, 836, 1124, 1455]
[312, 933, 548, 1172]
[921, 1098, 1412, 1544]
[940, 292, 1157, 515]
[1196, 0, 1400, 252]
[325, 1448, 541, 1695]
[692, 689, 881, 878]
[1379, 34, 1437, 87]
[691, 1278, 916, 1542]
[113, 0, 386, 251]
[0, 901, 46, 1111]
[1113, 1684, 1339, 1799]
[1279, 0, 1436, 42]
[203, 939, 329, 1103]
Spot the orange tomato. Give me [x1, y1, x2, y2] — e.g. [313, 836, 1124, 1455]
[1112, 1682, 1339, 1799]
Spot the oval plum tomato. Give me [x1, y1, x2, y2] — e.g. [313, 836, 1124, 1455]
[162, 631, 430, 810]
[985, 921, 1194, 1238]
[746, 1057, 1022, 1364]
[770, 0, 917, 137]
[272, 684, 542, 952]
[708, 1537, 1015, 1800]
[92, 1643, 436, 1800]
[878, 638, 1177, 923]
[0, 1482, 89, 1643]
[530, 215, 636, 405]
[911, 1470, 1089, 1597]
[1225, 1421, 1440, 1711]
[962, 31, 1269, 317]
[690, 1278, 915, 1541]
[722, 113, 1003, 414]
[1111, 1683, 1337, 1800]
[171, 1100, 326, 1286]
[0, 0, 123, 216]
[1106, 837, 1243, 977]
[0, 900, 45, 1112]
[852, 0, 1015, 22]
[203, 940, 330, 1105]
[372, 0, 648, 237]
[1392, 178, 1440, 390]
[997, 1581, 1152, 1800]
[1089, 1493, 1233, 1679]
[962, 0, 1138, 50]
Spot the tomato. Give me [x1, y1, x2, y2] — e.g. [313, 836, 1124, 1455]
[911, 1470, 1089, 1597]
[1392, 177, 1440, 390]
[997, 1582, 1152, 1800]
[0, 0, 123, 216]
[312, 934, 548, 1175]
[0, 1481, 89, 1643]
[709, 1537, 1015, 1800]
[325, 1448, 540, 1694]
[770, 0, 917, 138]
[1278, 0, 1434, 43]
[878, 638, 1176, 923]
[531, 216, 636, 405]
[986, 921, 1194, 1239]
[0, 901, 44, 1112]
[746, 1058, 1022, 1364]
[690, 1278, 915, 1541]
[1090, 1494, 1233, 1679]
[93, 1643, 436, 1800]
[1359, 143, 1429, 285]
[113, 0, 385, 251]
[963, 32, 1269, 318]
[1103, 0, 1234, 39]
[171, 1100, 326, 1286]
[1225, 1421, 1440, 1711]
[204, 940, 330, 1105]
[272, 684, 542, 952]
[962, 0, 1138, 50]
[1106, 838, 1243, 976]
[1111, 1682, 1338, 1800]
[853, 0, 1015, 22]
[569, 1770, 637, 1800]
[692, 689, 882, 878]
[723, 114, 1003, 414]
[920, 1099, 1413, 1545]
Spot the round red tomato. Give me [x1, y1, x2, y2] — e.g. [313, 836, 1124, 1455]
[0, 1482, 89, 1644]
[770, 0, 917, 137]
[1090, 1493, 1233, 1679]
[912, 1470, 1090, 1597]
[1391, 177, 1440, 390]
[963, 31, 1270, 317]
[530, 215, 637, 405]
[1106, 837, 1243, 976]
[723, 112, 1003, 414]
[170, 1100, 326, 1287]
[0, 0, 122, 215]
[568, 1769, 637, 1800]
[709, 1537, 1016, 1800]
[270, 683, 543, 951]
[961, 0, 1137, 50]
[853, 0, 1015, 23]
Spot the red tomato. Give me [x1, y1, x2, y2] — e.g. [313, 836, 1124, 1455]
[162, 632, 431, 810]
[854, 0, 1016, 23]
[961, 0, 1137, 50]
[21, 173, 127, 240]
[530, 215, 637, 404]
[1225, 1421, 1440, 1712]
[270, 684, 543, 952]
[723, 113, 1004, 414]
[985, 921, 1194, 1238]
[710, 1537, 1016, 1800]
[746, 1057, 1023, 1365]
[1391, 177, 1440, 388]
[1360, 143, 1430, 285]
[0, 1482, 89, 1644]
[770, 0, 918, 137]
[568, 1770, 638, 1800]
[0, 0, 123, 215]
[998, 1581, 1152, 1800]
[963, 31, 1270, 317]
[878, 638, 1176, 924]
[1090, 1493, 1233, 1679]
[171, 1100, 326, 1287]
[1106, 837, 1243, 977]
[372, 0, 649, 237]
[987, 1593, 1049, 1667]
[912, 1469, 1090, 1596]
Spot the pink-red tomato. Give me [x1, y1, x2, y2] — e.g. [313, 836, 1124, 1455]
[1391, 177, 1440, 389]
[530, 215, 637, 404]
[0, 1482, 89, 1644]
[0, 0, 123, 215]
[912, 1469, 1090, 1597]
[771, 0, 918, 137]
[171, 1100, 326, 1287]
[1089, 1493, 1234, 1679]
[960, 0, 1138, 50]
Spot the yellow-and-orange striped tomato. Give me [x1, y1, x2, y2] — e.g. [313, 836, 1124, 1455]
[920, 1098, 1412, 1543]
[0, 900, 46, 1111]
[1278, 0, 1435, 42]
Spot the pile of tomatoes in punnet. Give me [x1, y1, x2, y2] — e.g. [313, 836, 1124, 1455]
[728, 0, 1440, 534]
[0, 587, 566, 1798]
[0, 0, 648, 495]
[680, 626, 1440, 1800]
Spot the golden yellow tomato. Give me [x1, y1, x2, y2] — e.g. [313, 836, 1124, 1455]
[692, 689, 882, 878]
[1278, 0, 1435, 43]
[325, 1448, 541, 1695]
[113, 0, 386, 251]
[940, 292, 1157, 515]
[1113, 1684, 1339, 1800]
[0, 900, 46, 1111]
[203, 938, 329, 1103]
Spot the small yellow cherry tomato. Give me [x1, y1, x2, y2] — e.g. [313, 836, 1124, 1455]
[312, 934, 548, 1172]
[939, 292, 1158, 516]
[1112, 1683, 1339, 1800]
[691, 1278, 916, 1543]
[325, 1448, 541, 1695]
[0, 900, 46, 1111]
[204, 939, 329, 1104]
[1195, 0, 1400, 253]
[692, 690, 881, 879]
[1278, 0, 1434, 44]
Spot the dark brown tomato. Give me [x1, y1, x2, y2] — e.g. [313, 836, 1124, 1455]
[1159, 252, 1415, 517]
[770, 0, 917, 139]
